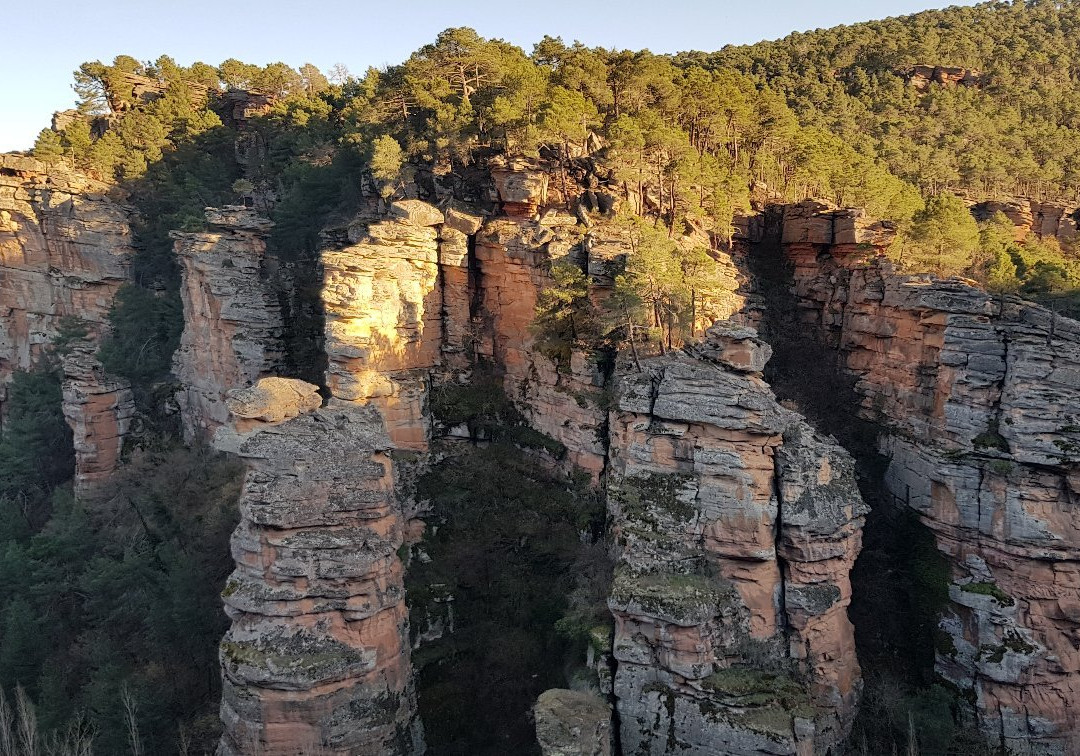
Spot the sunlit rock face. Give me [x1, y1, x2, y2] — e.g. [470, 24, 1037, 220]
[172, 206, 285, 442]
[61, 341, 135, 499]
[0, 154, 134, 409]
[780, 204, 1080, 754]
[472, 216, 611, 475]
[970, 197, 1080, 246]
[472, 196, 746, 480]
[606, 324, 866, 755]
[321, 202, 446, 449]
[216, 388, 423, 756]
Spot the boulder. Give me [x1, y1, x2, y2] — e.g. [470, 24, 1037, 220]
[534, 689, 612, 756]
[688, 321, 773, 373]
[225, 377, 321, 423]
[389, 199, 444, 227]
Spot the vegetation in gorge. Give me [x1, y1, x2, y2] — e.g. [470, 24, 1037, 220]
[0, 437, 242, 754]
[405, 439, 610, 755]
[0, 320, 241, 754]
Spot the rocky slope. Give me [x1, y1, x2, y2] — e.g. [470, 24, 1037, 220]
[778, 200, 1080, 754]
[0, 154, 134, 409]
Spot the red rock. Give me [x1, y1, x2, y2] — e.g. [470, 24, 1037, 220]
[782, 212, 1080, 753]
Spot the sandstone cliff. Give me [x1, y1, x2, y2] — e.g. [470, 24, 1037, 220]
[172, 206, 285, 441]
[216, 380, 423, 755]
[321, 200, 449, 450]
[205, 170, 861, 754]
[0, 154, 134, 409]
[606, 323, 866, 755]
[778, 200, 1080, 754]
[61, 341, 135, 498]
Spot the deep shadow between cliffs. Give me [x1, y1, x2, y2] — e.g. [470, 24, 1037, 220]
[747, 215, 990, 755]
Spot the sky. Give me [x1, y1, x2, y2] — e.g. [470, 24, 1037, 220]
[1, 0, 978, 152]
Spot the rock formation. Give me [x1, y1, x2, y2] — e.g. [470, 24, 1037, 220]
[472, 216, 610, 475]
[606, 324, 867, 754]
[172, 206, 284, 441]
[0, 154, 134, 409]
[61, 341, 135, 498]
[777, 200, 1080, 753]
[904, 64, 983, 91]
[969, 197, 1079, 246]
[321, 201, 448, 450]
[534, 689, 613, 756]
[207, 168, 832, 753]
[216, 381, 423, 755]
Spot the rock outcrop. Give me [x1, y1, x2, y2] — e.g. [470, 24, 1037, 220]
[217, 383, 423, 755]
[534, 689, 613, 756]
[0, 154, 134, 409]
[969, 197, 1079, 246]
[778, 204, 1080, 753]
[225, 376, 321, 428]
[321, 202, 448, 450]
[904, 64, 983, 91]
[172, 206, 284, 441]
[606, 324, 867, 754]
[61, 341, 135, 498]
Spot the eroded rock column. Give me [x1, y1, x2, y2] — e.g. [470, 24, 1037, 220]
[322, 200, 445, 450]
[217, 382, 423, 755]
[60, 342, 135, 499]
[606, 324, 866, 755]
[0, 154, 134, 409]
[172, 206, 284, 441]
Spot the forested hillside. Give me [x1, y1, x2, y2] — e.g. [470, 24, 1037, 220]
[706, 0, 1080, 199]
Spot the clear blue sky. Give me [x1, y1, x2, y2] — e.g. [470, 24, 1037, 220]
[1, 0, 976, 152]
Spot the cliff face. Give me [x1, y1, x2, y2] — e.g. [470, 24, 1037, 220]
[970, 197, 1079, 245]
[321, 201, 448, 450]
[778, 201, 1080, 753]
[212, 199, 459, 753]
[216, 383, 423, 755]
[202, 170, 866, 753]
[61, 342, 135, 497]
[606, 324, 866, 755]
[473, 215, 609, 475]
[172, 206, 285, 441]
[0, 154, 134, 408]
[475, 166, 746, 478]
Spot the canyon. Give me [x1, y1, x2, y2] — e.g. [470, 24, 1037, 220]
[3, 150, 1079, 755]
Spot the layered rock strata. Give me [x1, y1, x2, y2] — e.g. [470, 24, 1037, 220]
[970, 197, 1079, 245]
[0, 154, 134, 408]
[472, 216, 611, 475]
[321, 200, 450, 450]
[778, 203, 1080, 753]
[172, 206, 285, 441]
[217, 383, 422, 755]
[606, 324, 867, 755]
[61, 341, 135, 498]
